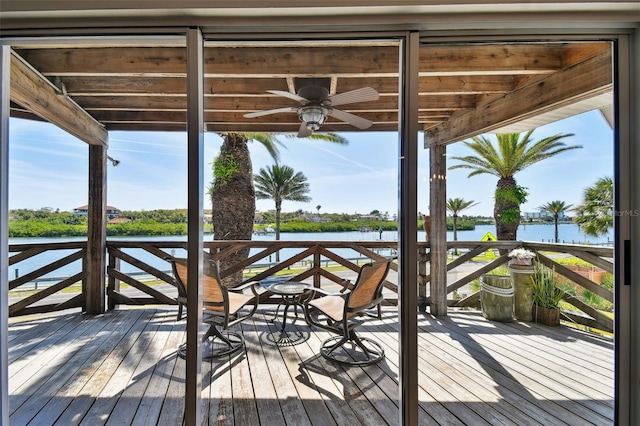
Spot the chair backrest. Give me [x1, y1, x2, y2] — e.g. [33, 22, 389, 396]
[347, 260, 391, 312]
[170, 257, 226, 311]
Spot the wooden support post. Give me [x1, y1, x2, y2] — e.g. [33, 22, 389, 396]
[1, 45, 11, 426]
[398, 31, 419, 426]
[429, 143, 447, 316]
[86, 144, 107, 314]
[184, 27, 204, 426]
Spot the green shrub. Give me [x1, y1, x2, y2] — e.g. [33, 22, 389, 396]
[488, 264, 510, 276]
[600, 273, 613, 291]
[581, 289, 614, 312]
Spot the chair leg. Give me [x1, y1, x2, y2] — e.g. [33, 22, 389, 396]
[178, 323, 245, 360]
[177, 303, 184, 321]
[319, 331, 385, 366]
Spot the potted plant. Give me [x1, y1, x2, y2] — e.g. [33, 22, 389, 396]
[508, 247, 536, 321]
[530, 262, 564, 326]
[480, 266, 514, 322]
[508, 247, 536, 266]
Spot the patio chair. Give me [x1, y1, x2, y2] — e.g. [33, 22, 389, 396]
[168, 256, 260, 359]
[303, 260, 391, 366]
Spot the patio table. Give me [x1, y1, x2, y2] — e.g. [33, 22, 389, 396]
[266, 282, 310, 346]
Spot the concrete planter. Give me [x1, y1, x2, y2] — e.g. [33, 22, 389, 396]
[509, 263, 535, 321]
[480, 275, 514, 322]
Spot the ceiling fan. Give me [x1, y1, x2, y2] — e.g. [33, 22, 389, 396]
[243, 85, 379, 137]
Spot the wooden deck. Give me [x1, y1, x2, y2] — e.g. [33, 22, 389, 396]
[8, 307, 614, 425]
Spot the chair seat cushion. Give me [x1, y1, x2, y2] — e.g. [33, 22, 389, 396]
[309, 295, 345, 322]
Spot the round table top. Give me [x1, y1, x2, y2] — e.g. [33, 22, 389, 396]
[268, 282, 309, 295]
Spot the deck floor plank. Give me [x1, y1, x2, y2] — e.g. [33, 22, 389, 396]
[439, 313, 614, 420]
[52, 310, 156, 426]
[131, 318, 185, 426]
[7, 307, 614, 426]
[421, 312, 613, 425]
[281, 315, 368, 426]
[300, 319, 392, 426]
[9, 313, 123, 422]
[229, 325, 260, 426]
[258, 320, 314, 426]
[156, 327, 186, 426]
[26, 310, 145, 426]
[243, 316, 289, 426]
[105, 310, 175, 426]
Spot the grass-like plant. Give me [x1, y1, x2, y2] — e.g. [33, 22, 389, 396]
[531, 262, 564, 309]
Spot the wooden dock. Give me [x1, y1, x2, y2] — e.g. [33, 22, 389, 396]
[8, 307, 614, 425]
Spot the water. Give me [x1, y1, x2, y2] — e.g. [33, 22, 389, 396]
[8, 223, 612, 281]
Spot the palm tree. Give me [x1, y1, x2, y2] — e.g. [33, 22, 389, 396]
[446, 197, 479, 242]
[210, 132, 346, 283]
[449, 130, 580, 241]
[255, 164, 311, 260]
[573, 176, 613, 237]
[316, 205, 321, 214]
[538, 200, 573, 243]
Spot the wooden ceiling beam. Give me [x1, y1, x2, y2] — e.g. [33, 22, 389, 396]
[76, 94, 478, 111]
[15, 46, 400, 77]
[90, 110, 400, 124]
[101, 122, 401, 133]
[17, 43, 579, 79]
[57, 74, 520, 97]
[424, 50, 612, 147]
[9, 50, 108, 146]
[419, 44, 564, 74]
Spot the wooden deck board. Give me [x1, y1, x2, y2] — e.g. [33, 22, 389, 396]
[8, 307, 615, 426]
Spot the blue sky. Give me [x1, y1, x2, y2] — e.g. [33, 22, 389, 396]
[8, 109, 613, 217]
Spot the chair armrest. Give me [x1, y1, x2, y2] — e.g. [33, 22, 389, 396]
[228, 281, 261, 296]
[338, 278, 352, 293]
[306, 287, 351, 298]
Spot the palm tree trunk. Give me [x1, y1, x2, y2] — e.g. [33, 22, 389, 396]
[275, 200, 281, 262]
[453, 215, 458, 241]
[211, 133, 255, 286]
[554, 216, 559, 243]
[453, 215, 458, 255]
[494, 176, 520, 242]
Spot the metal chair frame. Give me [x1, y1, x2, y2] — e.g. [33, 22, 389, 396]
[168, 256, 259, 360]
[303, 260, 391, 366]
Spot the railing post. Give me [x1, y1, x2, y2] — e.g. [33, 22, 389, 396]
[313, 251, 321, 288]
[418, 245, 428, 312]
[107, 249, 120, 310]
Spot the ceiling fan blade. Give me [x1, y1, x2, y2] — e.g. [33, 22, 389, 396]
[328, 109, 373, 130]
[297, 122, 313, 138]
[267, 90, 308, 104]
[243, 106, 296, 118]
[327, 87, 379, 107]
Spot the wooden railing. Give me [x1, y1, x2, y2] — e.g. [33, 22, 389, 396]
[7, 241, 87, 316]
[419, 241, 614, 332]
[8, 239, 614, 333]
[105, 240, 399, 310]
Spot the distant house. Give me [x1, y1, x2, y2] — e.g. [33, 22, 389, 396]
[107, 217, 131, 224]
[74, 205, 121, 219]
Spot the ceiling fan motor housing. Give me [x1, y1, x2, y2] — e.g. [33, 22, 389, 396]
[298, 106, 329, 131]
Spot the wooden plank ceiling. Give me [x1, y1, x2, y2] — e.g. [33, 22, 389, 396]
[8, 40, 612, 146]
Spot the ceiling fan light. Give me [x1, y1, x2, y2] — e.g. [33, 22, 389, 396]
[299, 106, 327, 131]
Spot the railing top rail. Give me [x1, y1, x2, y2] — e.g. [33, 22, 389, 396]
[9, 241, 87, 252]
[9, 239, 612, 256]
